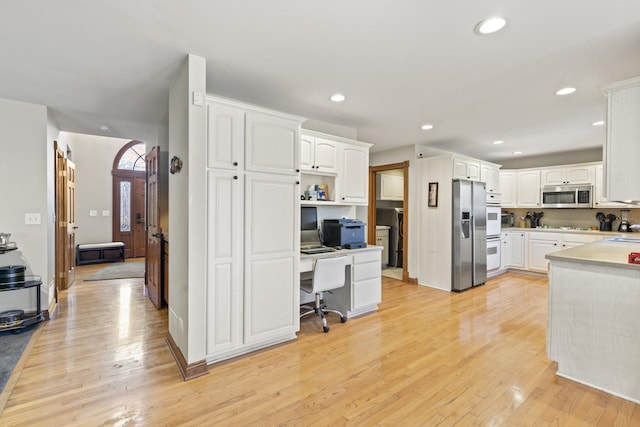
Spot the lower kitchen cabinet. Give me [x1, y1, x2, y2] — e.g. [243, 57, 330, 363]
[500, 231, 526, 270]
[375, 227, 390, 265]
[351, 250, 382, 316]
[526, 232, 602, 273]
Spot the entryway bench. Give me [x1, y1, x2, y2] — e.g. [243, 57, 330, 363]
[76, 242, 125, 265]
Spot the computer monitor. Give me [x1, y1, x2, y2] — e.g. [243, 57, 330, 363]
[301, 206, 318, 230]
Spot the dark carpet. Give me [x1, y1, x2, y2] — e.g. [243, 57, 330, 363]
[0, 324, 38, 393]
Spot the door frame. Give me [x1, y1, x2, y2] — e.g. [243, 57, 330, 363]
[368, 161, 411, 283]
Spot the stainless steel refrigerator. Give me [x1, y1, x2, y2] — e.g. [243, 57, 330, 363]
[452, 179, 487, 291]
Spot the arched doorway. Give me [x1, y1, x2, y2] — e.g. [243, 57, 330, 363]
[112, 140, 146, 258]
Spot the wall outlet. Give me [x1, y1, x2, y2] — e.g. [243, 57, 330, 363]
[89, 210, 98, 217]
[102, 210, 110, 217]
[25, 213, 41, 225]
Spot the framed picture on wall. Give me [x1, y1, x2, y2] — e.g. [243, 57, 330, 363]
[428, 182, 438, 207]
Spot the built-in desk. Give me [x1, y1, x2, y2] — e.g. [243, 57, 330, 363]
[300, 245, 383, 318]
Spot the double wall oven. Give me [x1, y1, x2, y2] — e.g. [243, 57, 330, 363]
[486, 194, 501, 271]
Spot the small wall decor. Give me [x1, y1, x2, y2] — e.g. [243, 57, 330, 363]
[428, 182, 438, 207]
[170, 156, 183, 174]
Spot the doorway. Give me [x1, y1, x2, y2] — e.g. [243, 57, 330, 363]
[112, 141, 147, 259]
[368, 161, 410, 282]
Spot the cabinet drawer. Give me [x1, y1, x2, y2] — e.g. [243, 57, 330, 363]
[353, 250, 382, 264]
[353, 261, 381, 282]
[352, 277, 381, 308]
[527, 232, 561, 241]
[562, 233, 601, 244]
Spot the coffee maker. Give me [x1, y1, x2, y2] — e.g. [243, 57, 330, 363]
[618, 209, 632, 232]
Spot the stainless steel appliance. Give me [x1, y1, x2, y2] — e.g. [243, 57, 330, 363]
[376, 207, 403, 267]
[452, 180, 487, 292]
[541, 184, 592, 208]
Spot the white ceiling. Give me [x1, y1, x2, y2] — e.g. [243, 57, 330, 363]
[1, 1, 639, 162]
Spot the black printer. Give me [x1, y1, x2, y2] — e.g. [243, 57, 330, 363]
[322, 219, 366, 249]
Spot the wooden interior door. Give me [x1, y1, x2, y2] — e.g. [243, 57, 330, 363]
[145, 146, 162, 308]
[66, 160, 77, 286]
[54, 142, 67, 293]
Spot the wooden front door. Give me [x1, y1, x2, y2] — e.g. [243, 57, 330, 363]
[54, 143, 67, 292]
[145, 146, 162, 308]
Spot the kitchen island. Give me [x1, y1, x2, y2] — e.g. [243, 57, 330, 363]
[545, 237, 640, 403]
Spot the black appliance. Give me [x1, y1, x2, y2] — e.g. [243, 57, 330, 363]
[618, 209, 632, 232]
[376, 208, 403, 267]
[322, 219, 366, 249]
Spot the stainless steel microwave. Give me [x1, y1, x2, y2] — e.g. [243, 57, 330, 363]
[541, 184, 593, 208]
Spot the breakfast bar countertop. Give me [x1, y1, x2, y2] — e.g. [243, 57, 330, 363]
[545, 237, 640, 270]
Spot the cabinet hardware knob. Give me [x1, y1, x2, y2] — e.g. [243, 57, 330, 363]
[296, 169, 300, 173]
[233, 176, 238, 180]
[233, 162, 238, 166]
[296, 181, 300, 184]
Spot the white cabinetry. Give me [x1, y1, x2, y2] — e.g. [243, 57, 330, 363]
[453, 157, 481, 181]
[340, 143, 370, 205]
[481, 163, 500, 194]
[541, 166, 594, 186]
[375, 227, 390, 265]
[300, 133, 338, 174]
[351, 250, 382, 316]
[602, 76, 640, 203]
[501, 230, 526, 270]
[377, 173, 403, 201]
[205, 96, 303, 362]
[594, 164, 629, 208]
[517, 170, 541, 207]
[527, 232, 601, 272]
[500, 170, 517, 208]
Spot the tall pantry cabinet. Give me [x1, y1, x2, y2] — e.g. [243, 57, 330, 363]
[205, 95, 304, 363]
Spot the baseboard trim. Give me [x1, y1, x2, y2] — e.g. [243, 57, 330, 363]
[166, 333, 208, 381]
[44, 298, 58, 321]
[406, 276, 418, 284]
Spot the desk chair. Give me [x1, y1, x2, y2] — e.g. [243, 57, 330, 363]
[300, 256, 348, 333]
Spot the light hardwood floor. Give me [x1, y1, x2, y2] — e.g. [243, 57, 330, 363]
[1, 267, 639, 425]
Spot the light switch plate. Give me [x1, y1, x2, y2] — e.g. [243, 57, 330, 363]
[102, 210, 110, 217]
[89, 210, 98, 217]
[193, 91, 204, 106]
[25, 213, 41, 225]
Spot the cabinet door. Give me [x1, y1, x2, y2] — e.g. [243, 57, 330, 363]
[340, 144, 369, 204]
[379, 174, 403, 201]
[501, 233, 511, 269]
[565, 166, 593, 184]
[206, 170, 243, 357]
[481, 164, 500, 193]
[454, 158, 481, 181]
[314, 138, 338, 173]
[206, 103, 244, 170]
[527, 239, 559, 272]
[245, 112, 300, 175]
[244, 173, 299, 344]
[517, 170, 541, 207]
[605, 83, 640, 202]
[541, 168, 566, 186]
[500, 171, 517, 208]
[594, 164, 628, 208]
[510, 232, 526, 268]
[300, 134, 314, 171]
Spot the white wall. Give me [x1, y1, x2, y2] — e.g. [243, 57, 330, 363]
[303, 119, 357, 140]
[0, 98, 49, 311]
[69, 133, 132, 245]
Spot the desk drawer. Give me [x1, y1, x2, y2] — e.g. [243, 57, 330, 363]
[353, 250, 381, 265]
[353, 277, 381, 308]
[353, 261, 381, 282]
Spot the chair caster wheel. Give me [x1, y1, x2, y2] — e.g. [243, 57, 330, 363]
[340, 316, 347, 323]
[323, 326, 330, 333]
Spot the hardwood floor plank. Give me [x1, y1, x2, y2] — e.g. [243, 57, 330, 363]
[1, 270, 638, 426]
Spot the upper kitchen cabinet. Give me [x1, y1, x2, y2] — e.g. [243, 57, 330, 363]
[377, 172, 403, 201]
[245, 111, 300, 175]
[480, 162, 501, 194]
[594, 164, 630, 208]
[500, 170, 517, 208]
[300, 133, 338, 174]
[206, 103, 244, 170]
[517, 170, 541, 208]
[340, 142, 371, 205]
[602, 76, 640, 202]
[453, 157, 481, 181]
[540, 165, 594, 186]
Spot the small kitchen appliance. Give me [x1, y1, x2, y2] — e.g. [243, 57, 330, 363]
[618, 209, 632, 232]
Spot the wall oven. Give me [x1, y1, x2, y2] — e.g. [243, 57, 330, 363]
[486, 206, 501, 237]
[541, 185, 593, 208]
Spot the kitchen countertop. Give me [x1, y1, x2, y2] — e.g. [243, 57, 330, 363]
[502, 226, 627, 236]
[545, 238, 640, 270]
[375, 225, 391, 230]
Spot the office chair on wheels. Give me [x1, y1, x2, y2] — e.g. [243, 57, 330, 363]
[300, 256, 349, 333]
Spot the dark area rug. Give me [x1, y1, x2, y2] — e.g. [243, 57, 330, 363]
[0, 324, 38, 393]
[84, 261, 145, 281]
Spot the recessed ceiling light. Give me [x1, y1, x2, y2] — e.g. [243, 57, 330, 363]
[513, 151, 523, 155]
[592, 120, 605, 126]
[555, 87, 576, 96]
[99, 125, 111, 132]
[421, 124, 434, 130]
[474, 17, 506, 35]
[492, 140, 504, 145]
[330, 93, 346, 102]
